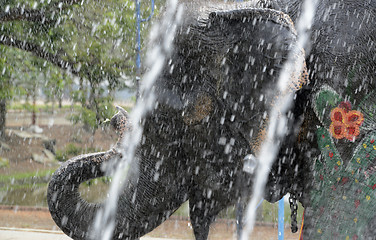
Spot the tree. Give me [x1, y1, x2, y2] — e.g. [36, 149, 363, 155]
[0, 0, 158, 133]
[44, 69, 70, 110]
[0, 46, 12, 138]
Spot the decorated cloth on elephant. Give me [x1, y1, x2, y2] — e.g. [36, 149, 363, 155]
[308, 85, 376, 239]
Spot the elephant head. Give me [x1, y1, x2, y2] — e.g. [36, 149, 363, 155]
[47, 1, 308, 239]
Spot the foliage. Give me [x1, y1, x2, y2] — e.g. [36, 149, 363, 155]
[83, 176, 112, 186]
[55, 143, 80, 162]
[70, 108, 97, 132]
[0, 157, 9, 168]
[0, 0, 160, 86]
[0, 0, 159, 132]
[0, 46, 13, 100]
[70, 96, 116, 132]
[55, 143, 101, 162]
[43, 68, 71, 109]
[0, 169, 55, 184]
[55, 151, 66, 162]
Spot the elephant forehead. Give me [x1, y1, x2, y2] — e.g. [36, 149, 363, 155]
[180, 0, 295, 32]
[179, 0, 259, 24]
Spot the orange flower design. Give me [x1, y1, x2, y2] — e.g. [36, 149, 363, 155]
[329, 102, 364, 141]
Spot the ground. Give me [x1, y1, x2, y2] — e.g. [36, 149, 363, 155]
[1, 109, 117, 176]
[0, 108, 301, 239]
[0, 206, 300, 239]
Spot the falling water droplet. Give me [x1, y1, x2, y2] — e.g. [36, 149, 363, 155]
[243, 154, 258, 174]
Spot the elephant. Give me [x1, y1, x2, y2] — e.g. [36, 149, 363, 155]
[47, 0, 376, 240]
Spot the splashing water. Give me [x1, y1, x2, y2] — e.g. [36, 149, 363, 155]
[241, 1, 318, 239]
[91, 1, 183, 239]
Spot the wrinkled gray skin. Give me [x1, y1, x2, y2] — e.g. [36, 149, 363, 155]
[47, 0, 376, 240]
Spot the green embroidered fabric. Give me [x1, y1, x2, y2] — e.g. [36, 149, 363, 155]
[310, 86, 376, 239]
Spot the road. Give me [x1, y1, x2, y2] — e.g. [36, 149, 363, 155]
[0, 228, 178, 240]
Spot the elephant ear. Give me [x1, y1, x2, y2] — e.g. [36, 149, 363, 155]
[207, 7, 296, 29]
[206, 7, 309, 89]
[312, 85, 343, 128]
[204, 8, 299, 59]
[200, 7, 308, 147]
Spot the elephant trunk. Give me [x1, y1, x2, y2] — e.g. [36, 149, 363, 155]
[47, 145, 187, 240]
[47, 150, 117, 240]
[47, 106, 186, 240]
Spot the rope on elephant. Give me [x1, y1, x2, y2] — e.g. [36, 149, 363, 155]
[299, 210, 304, 240]
[288, 194, 298, 233]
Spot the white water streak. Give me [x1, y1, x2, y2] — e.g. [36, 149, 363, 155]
[240, 1, 318, 239]
[91, 1, 182, 240]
